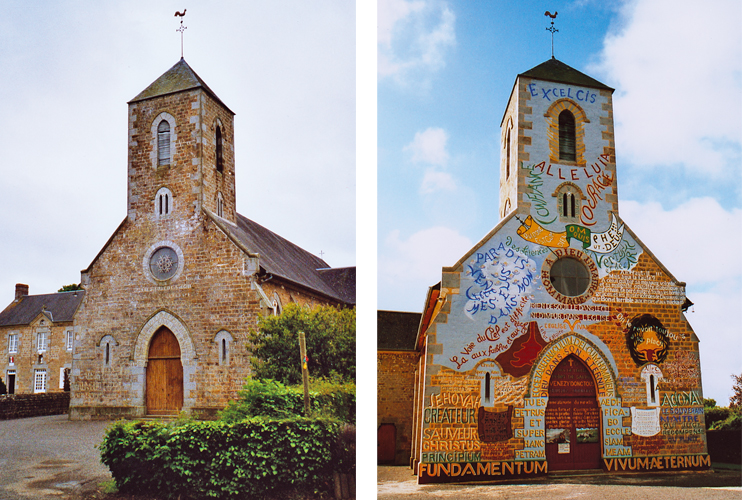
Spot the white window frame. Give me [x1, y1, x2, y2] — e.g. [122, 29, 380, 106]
[65, 329, 73, 351]
[36, 331, 47, 352]
[34, 369, 47, 393]
[8, 334, 18, 354]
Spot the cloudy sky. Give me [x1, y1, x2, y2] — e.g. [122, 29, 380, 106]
[378, 0, 741, 405]
[0, 0, 355, 306]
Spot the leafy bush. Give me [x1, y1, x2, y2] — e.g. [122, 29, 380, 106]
[710, 409, 742, 431]
[100, 417, 352, 499]
[249, 304, 355, 384]
[218, 378, 355, 424]
[705, 406, 731, 429]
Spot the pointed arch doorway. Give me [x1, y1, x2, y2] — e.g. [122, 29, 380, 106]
[545, 354, 601, 470]
[146, 326, 183, 415]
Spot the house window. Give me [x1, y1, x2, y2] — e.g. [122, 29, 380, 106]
[558, 110, 576, 162]
[216, 125, 224, 173]
[158, 120, 171, 165]
[155, 187, 173, 218]
[8, 334, 18, 354]
[65, 329, 73, 351]
[214, 330, 233, 366]
[34, 369, 47, 393]
[36, 331, 47, 352]
[549, 257, 590, 297]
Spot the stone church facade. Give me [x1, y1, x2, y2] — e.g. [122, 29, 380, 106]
[65, 59, 353, 420]
[395, 58, 708, 482]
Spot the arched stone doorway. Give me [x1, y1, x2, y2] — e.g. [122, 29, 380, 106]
[545, 354, 601, 470]
[146, 326, 183, 415]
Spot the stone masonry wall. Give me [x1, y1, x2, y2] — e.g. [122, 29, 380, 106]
[378, 351, 418, 465]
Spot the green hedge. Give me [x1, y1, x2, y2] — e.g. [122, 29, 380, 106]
[219, 378, 355, 424]
[100, 417, 353, 499]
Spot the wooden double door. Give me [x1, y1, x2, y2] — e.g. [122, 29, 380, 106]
[146, 327, 183, 415]
[545, 355, 601, 470]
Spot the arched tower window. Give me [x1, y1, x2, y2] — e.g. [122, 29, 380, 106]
[155, 187, 174, 218]
[505, 127, 511, 179]
[158, 120, 171, 166]
[216, 125, 224, 173]
[553, 183, 583, 223]
[216, 192, 224, 218]
[558, 110, 576, 162]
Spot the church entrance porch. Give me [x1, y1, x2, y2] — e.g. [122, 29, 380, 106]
[545, 355, 601, 471]
[146, 326, 183, 415]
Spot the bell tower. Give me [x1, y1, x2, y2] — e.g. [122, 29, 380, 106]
[498, 58, 618, 230]
[126, 58, 237, 225]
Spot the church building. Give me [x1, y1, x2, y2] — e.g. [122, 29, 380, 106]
[67, 59, 354, 420]
[393, 57, 708, 481]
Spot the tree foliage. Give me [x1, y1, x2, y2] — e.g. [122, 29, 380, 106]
[249, 304, 355, 384]
[731, 372, 742, 409]
[58, 283, 84, 292]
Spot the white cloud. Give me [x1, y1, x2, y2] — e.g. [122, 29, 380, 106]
[378, 0, 456, 84]
[620, 197, 742, 286]
[420, 169, 456, 194]
[404, 127, 450, 165]
[379, 226, 472, 311]
[621, 196, 742, 403]
[592, 0, 742, 176]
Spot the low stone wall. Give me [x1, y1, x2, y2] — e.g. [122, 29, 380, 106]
[0, 392, 70, 420]
[707, 429, 742, 465]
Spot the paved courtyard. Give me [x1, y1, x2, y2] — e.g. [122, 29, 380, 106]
[0, 415, 112, 499]
[378, 465, 742, 500]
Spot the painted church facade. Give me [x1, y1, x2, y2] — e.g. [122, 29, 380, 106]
[412, 58, 708, 482]
[68, 59, 354, 420]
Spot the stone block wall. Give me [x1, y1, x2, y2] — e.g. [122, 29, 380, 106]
[0, 392, 70, 420]
[378, 351, 418, 465]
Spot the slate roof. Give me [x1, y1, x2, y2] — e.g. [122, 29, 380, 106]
[378, 310, 422, 351]
[519, 57, 613, 91]
[129, 58, 234, 114]
[0, 291, 86, 327]
[206, 210, 355, 305]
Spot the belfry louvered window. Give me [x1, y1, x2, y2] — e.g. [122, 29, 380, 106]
[558, 110, 576, 162]
[216, 125, 224, 172]
[158, 120, 171, 165]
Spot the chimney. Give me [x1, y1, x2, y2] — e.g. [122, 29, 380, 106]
[15, 284, 29, 301]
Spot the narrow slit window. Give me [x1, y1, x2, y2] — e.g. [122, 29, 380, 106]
[158, 120, 171, 166]
[216, 125, 224, 172]
[505, 127, 511, 179]
[484, 372, 491, 403]
[105, 343, 110, 366]
[558, 110, 576, 162]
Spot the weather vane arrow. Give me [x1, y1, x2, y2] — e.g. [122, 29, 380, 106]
[545, 11, 558, 59]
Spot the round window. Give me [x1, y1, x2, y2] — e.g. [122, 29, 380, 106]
[149, 246, 179, 281]
[549, 257, 590, 296]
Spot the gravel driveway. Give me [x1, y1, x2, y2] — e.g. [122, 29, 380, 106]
[0, 415, 112, 499]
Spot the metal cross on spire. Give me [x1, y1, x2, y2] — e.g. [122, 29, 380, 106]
[545, 10, 558, 59]
[175, 9, 187, 58]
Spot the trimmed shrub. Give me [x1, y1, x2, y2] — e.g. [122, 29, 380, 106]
[705, 406, 732, 429]
[219, 378, 355, 424]
[100, 417, 351, 499]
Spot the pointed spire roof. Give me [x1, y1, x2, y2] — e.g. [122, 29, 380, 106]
[129, 58, 234, 114]
[519, 57, 613, 91]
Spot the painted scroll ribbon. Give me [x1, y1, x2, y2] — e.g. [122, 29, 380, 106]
[518, 214, 624, 254]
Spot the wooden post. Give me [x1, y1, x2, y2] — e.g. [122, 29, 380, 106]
[298, 331, 310, 415]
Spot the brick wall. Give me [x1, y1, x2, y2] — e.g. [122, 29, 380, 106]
[378, 351, 418, 465]
[0, 392, 70, 420]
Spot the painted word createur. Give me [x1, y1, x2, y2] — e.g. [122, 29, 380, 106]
[424, 408, 477, 424]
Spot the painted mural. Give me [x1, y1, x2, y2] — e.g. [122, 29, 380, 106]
[418, 74, 707, 483]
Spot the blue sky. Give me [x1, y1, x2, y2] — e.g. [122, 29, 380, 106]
[377, 0, 741, 405]
[0, 0, 356, 307]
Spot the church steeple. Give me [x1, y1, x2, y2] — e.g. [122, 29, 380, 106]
[126, 59, 236, 224]
[499, 58, 618, 228]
